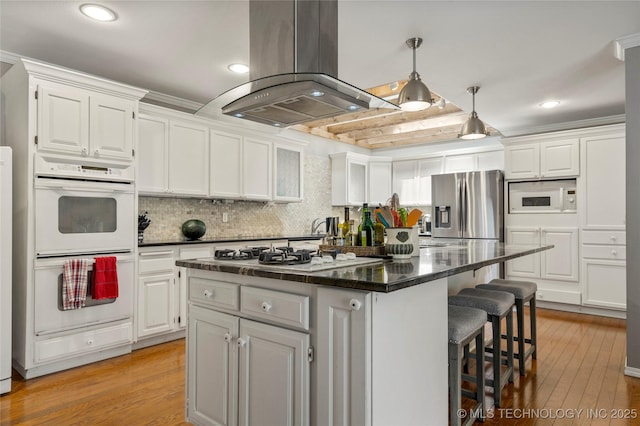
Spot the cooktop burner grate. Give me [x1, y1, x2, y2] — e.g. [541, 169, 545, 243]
[258, 248, 314, 265]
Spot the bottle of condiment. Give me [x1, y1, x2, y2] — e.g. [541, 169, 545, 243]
[347, 219, 356, 247]
[361, 210, 374, 247]
[341, 207, 350, 239]
[373, 215, 385, 246]
[357, 203, 369, 246]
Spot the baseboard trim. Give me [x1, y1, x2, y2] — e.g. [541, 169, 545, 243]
[624, 361, 640, 378]
[536, 300, 626, 319]
[132, 330, 186, 350]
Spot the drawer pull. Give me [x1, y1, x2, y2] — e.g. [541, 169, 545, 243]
[203, 289, 213, 298]
[86, 339, 94, 346]
[350, 299, 362, 311]
[237, 338, 247, 347]
[224, 333, 233, 343]
[261, 301, 272, 313]
[611, 250, 618, 256]
[610, 236, 617, 242]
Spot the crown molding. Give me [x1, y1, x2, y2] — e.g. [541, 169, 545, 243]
[0, 50, 22, 64]
[499, 114, 626, 138]
[614, 33, 640, 61]
[142, 91, 204, 113]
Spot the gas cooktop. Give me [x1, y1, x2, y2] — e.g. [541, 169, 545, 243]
[203, 251, 384, 273]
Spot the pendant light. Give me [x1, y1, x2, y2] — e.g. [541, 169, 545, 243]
[458, 86, 489, 140]
[398, 37, 433, 112]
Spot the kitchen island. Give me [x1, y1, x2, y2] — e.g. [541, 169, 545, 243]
[178, 240, 553, 426]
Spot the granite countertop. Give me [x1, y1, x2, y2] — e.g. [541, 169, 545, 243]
[176, 240, 554, 293]
[139, 234, 325, 247]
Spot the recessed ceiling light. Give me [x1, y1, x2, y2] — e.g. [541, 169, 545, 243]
[228, 63, 249, 74]
[79, 4, 117, 22]
[310, 90, 324, 97]
[540, 100, 560, 109]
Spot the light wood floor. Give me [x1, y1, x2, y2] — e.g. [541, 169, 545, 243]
[1, 308, 639, 425]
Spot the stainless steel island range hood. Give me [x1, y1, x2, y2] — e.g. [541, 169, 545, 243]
[196, 0, 398, 127]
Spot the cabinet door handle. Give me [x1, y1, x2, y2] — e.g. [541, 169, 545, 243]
[86, 339, 94, 346]
[203, 289, 213, 298]
[81, 147, 88, 156]
[224, 333, 233, 343]
[237, 338, 247, 347]
[610, 236, 617, 242]
[261, 301, 272, 312]
[611, 250, 618, 256]
[94, 149, 100, 156]
[349, 299, 362, 311]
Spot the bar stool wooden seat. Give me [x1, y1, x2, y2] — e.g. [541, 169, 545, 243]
[448, 288, 515, 407]
[448, 305, 487, 426]
[477, 278, 537, 375]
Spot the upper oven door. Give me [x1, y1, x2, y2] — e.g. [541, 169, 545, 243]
[35, 178, 135, 256]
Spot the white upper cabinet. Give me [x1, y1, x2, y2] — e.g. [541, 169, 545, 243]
[209, 130, 273, 201]
[210, 129, 243, 199]
[138, 112, 209, 196]
[416, 157, 444, 205]
[330, 152, 368, 206]
[540, 139, 580, 178]
[367, 158, 392, 206]
[168, 120, 209, 197]
[392, 159, 419, 205]
[243, 138, 272, 200]
[37, 81, 136, 162]
[504, 137, 579, 180]
[443, 154, 475, 173]
[274, 142, 304, 202]
[137, 114, 169, 193]
[580, 131, 625, 229]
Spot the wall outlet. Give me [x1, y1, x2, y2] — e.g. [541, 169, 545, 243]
[222, 212, 229, 223]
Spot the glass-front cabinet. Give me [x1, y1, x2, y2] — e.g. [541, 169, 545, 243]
[273, 142, 304, 202]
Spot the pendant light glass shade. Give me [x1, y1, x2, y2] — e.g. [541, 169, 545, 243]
[398, 38, 433, 112]
[458, 86, 489, 140]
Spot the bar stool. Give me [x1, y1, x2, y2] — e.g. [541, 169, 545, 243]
[476, 279, 538, 375]
[449, 288, 515, 407]
[448, 305, 486, 426]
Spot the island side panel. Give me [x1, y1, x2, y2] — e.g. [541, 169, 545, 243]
[371, 278, 448, 425]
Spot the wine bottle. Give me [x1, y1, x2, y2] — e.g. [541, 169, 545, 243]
[341, 207, 350, 239]
[357, 203, 368, 246]
[361, 210, 374, 247]
[373, 215, 385, 246]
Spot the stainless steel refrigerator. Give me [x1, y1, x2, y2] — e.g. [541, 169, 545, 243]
[431, 170, 504, 241]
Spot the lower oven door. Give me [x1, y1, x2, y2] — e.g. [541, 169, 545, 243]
[35, 177, 134, 257]
[33, 253, 134, 335]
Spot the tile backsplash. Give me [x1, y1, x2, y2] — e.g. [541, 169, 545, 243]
[139, 154, 343, 241]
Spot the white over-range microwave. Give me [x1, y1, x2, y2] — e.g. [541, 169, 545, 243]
[508, 179, 577, 213]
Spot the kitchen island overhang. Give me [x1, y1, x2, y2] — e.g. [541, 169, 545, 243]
[176, 240, 554, 293]
[179, 241, 553, 426]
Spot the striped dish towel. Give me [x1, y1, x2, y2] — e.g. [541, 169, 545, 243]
[62, 259, 90, 310]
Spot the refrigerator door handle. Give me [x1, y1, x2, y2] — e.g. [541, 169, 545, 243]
[458, 177, 465, 238]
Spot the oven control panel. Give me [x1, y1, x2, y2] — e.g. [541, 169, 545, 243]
[34, 154, 134, 182]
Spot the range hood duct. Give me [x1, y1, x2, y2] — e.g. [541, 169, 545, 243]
[196, 0, 398, 127]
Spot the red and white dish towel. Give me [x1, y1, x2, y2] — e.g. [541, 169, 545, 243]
[62, 259, 90, 310]
[92, 256, 119, 300]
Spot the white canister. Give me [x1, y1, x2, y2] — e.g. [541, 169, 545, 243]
[410, 226, 420, 256]
[385, 227, 414, 259]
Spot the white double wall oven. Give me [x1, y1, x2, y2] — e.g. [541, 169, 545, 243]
[33, 155, 135, 339]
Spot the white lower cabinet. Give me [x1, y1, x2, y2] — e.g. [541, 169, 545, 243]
[137, 249, 176, 338]
[238, 319, 310, 426]
[137, 244, 214, 341]
[581, 229, 626, 309]
[186, 270, 448, 426]
[187, 275, 310, 426]
[506, 226, 580, 304]
[316, 288, 370, 426]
